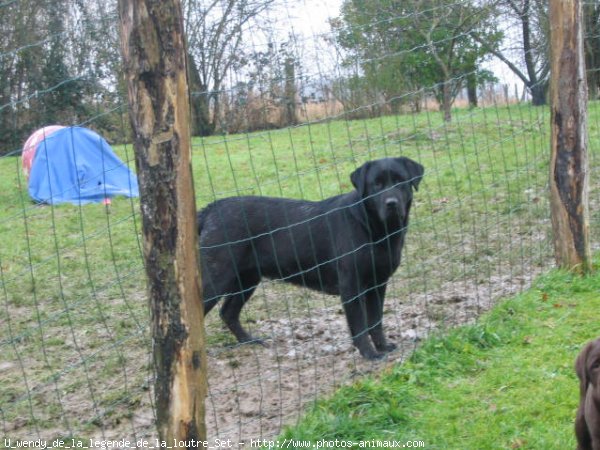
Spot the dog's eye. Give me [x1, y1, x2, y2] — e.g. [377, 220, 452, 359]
[591, 360, 600, 370]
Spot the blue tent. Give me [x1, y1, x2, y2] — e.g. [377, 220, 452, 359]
[26, 126, 139, 205]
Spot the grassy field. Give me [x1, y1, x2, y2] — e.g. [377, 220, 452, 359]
[278, 265, 600, 449]
[0, 101, 598, 442]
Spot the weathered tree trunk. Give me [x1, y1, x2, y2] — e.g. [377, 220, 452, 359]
[467, 73, 478, 108]
[118, 0, 207, 443]
[441, 81, 452, 122]
[548, 0, 592, 272]
[283, 56, 297, 126]
[529, 80, 548, 106]
[521, 0, 544, 107]
[188, 52, 214, 137]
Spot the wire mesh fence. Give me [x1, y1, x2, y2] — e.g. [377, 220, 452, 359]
[1, 0, 599, 446]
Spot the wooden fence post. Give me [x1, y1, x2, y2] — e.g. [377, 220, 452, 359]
[118, 0, 207, 444]
[549, 0, 592, 273]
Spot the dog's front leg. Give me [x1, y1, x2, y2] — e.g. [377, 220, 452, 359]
[365, 284, 396, 353]
[340, 288, 382, 360]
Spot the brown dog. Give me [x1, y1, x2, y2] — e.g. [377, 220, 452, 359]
[575, 337, 600, 450]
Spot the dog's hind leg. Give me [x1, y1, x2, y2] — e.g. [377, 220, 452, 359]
[201, 278, 221, 315]
[365, 284, 396, 353]
[203, 297, 220, 315]
[200, 262, 225, 315]
[220, 275, 263, 345]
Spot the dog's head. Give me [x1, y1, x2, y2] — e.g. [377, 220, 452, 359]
[575, 337, 600, 395]
[351, 157, 424, 227]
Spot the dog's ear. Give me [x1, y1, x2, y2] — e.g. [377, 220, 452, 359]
[396, 157, 424, 191]
[588, 339, 600, 388]
[576, 341, 592, 397]
[351, 161, 371, 197]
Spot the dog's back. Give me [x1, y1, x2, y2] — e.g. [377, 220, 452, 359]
[197, 195, 354, 294]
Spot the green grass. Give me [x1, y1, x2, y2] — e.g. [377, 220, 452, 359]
[0, 100, 599, 439]
[194, 104, 550, 207]
[279, 267, 600, 449]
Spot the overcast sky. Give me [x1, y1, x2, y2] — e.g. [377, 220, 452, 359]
[287, 0, 342, 34]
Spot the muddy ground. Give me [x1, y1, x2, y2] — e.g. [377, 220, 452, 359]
[200, 263, 545, 446]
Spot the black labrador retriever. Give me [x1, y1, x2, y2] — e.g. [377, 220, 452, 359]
[198, 157, 424, 360]
[575, 337, 600, 450]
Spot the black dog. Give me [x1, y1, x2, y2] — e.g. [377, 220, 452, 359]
[575, 337, 600, 450]
[198, 157, 424, 360]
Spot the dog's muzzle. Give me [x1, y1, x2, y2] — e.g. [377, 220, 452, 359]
[380, 197, 404, 224]
[385, 198, 399, 209]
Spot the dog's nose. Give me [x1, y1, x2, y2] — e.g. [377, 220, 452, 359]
[385, 198, 399, 208]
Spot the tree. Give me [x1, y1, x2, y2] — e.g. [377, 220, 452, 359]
[409, 0, 500, 121]
[331, 0, 500, 122]
[584, 2, 600, 99]
[474, 0, 550, 106]
[183, 0, 275, 136]
[548, 0, 591, 272]
[119, 0, 207, 441]
[0, 0, 125, 154]
[0, 0, 49, 150]
[242, 39, 300, 128]
[282, 55, 298, 126]
[329, 0, 422, 114]
[40, 5, 85, 125]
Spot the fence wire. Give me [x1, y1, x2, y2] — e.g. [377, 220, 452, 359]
[0, 0, 599, 446]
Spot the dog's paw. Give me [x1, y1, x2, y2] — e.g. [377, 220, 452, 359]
[360, 348, 385, 360]
[247, 336, 269, 347]
[374, 340, 397, 353]
[236, 335, 269, 347]
[380, 342, 397, 353]
[254, 337, 269, 347]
